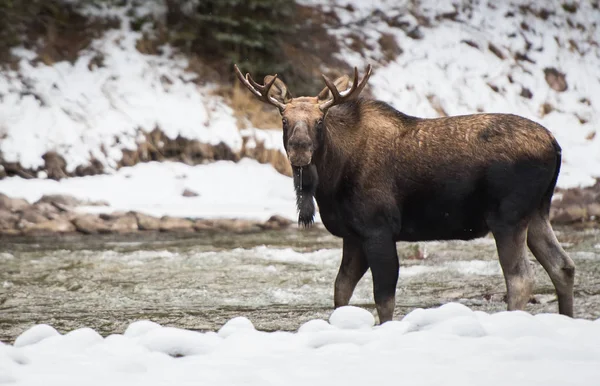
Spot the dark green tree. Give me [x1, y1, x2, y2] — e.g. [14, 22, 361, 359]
[165, 0, 296, 82]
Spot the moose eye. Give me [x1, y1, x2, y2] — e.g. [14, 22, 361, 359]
[282, 118, 288, 127]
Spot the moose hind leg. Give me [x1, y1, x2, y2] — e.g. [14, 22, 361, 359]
[362, 230, 399, 324]
[334, 237, 369, 308]
[491, 224, 534, 311]
[527, 214, 575, 316]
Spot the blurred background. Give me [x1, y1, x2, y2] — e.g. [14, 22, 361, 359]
[0, 0, 598, 228]
[0, 0, 599, 341]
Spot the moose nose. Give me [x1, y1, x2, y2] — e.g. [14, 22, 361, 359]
[290, 137, 312, 151]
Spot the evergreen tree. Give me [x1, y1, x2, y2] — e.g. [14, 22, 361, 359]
[165, 0, 296, 82]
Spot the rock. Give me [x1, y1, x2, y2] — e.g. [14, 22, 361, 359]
[182, 188, 199, 197]
[22, 218, 76, 235]
[551, 205, 586, 224]
[544, 67, 568, 92]
[0, 194, 30, 212]
[588, 203, 600, 220]
[108, 213, 139, 234]
[31, 202, 61, 219]
[72, 214, 111, 234]
[135, 212, 161, 231]
[159, 216, 194, 232]
[212, 219, 261, 233]
[35, 194, 82, 208]
[260, 215, 293, 230]
[19, 209, 49, 224]
[193, 219, 215, 231]
[0, 209, 20, 234]
[99, 212, 127, 221]
[42, 151, 68, 180]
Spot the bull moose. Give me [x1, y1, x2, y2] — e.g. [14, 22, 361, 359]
[233, 63, 575, 324]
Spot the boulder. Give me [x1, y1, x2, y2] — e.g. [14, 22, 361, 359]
[589, 203, 600, 219]
[182, 188, 199, 197]
[0, 209, 20, 235]
[35, 194, 82, 208]
[72, 214, 111, 234]
[0, 194, 29, 212]
[135, 212, 161, 231]
[193, 219, 215, 231]
[260, 215, 293, 230]
[22, 218, 76, 235]
[108, 213, 139, 234]
[31, 202, 61, 219]
[42, 151, 68, 180]
[19, 209, 49, 224]
[159, 216, 194, 232]
[551, 205, 586, 224]
[212, 219, 262, 233]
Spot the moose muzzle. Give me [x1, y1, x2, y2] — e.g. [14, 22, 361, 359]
[287, 123, 313, 167]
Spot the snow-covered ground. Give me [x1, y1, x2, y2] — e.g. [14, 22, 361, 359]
[2, 303, 600, 385]
[0, 159, 305, 222]
[0, 5, 243, 173]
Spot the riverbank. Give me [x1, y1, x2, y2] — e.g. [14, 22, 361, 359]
[1, 179, 599, 237]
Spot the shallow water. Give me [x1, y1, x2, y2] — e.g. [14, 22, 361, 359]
[1, 227, 599, 343]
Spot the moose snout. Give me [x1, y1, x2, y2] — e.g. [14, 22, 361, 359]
[288, 136, 313, 167]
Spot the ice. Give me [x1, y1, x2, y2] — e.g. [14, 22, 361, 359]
[328, 306, 375, 329]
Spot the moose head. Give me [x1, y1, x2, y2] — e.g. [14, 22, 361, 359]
[234, 64, 372, 167]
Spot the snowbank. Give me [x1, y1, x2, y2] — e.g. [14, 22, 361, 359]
[2, 303, 600, 385]
[0, 159, 304, 222]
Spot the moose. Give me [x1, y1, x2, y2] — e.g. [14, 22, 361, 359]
[234, 63, 575, 324]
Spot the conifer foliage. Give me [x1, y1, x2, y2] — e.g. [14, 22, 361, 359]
[165, 0, 296, 80]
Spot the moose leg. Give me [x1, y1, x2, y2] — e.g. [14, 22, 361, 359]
[334, 237, 369, 307]
[491, 224, 534, 311]
[527, 213, 575, 316]
[361, 230, 399, 323]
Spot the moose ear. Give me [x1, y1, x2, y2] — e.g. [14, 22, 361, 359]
[317, 74, 351, 101]
[264, 75, 292, 104]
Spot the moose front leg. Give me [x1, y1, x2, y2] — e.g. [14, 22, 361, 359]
[334, 237, 369, 308]
[361, 229, 399, 324]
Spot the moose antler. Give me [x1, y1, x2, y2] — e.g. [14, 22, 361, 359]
[319, 64, 373, 112]
[233, 64, 287, 110]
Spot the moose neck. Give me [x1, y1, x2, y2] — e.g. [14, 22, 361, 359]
[313, 102, 364, 191]
[292, 101, 365, 226]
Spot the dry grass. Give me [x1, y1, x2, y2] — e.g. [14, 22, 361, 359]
[216, 83, 282, 130]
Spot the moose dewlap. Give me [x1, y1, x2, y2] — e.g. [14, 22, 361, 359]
[234, 64, 575, 324]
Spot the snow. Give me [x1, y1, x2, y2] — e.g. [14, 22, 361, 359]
[0, 159, 304, 222]
[298, 0, 600, 189]
[1, 0, 598, 190]
[329, 306, 375, 329]
[2, 303, 600, 385]
[0, 6, 242, 172]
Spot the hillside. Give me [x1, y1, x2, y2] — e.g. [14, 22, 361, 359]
[0, 0, 598, 228]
